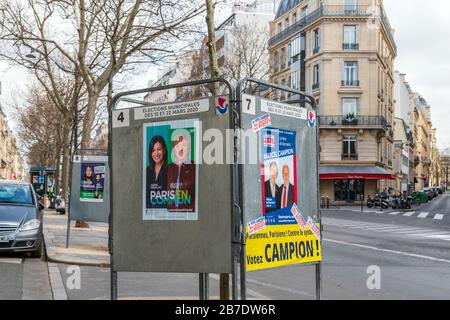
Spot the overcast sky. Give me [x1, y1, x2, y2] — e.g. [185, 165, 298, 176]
[1, 0, 449, 149]
[383, 0, 450, 150]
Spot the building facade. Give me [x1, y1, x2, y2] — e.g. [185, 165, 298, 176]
[393, 71, 415, 194]
[412, 94, 432, 191]
[268, 0, 397, 204]
[0, 106, 26, 181]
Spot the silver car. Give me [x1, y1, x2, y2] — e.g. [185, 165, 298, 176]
[0, 180, 44, 258]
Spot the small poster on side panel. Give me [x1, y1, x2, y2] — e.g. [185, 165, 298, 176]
[80, 163, 106, 202]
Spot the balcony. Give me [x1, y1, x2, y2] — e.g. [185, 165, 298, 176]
[341, 80, 360, 87]
[312, 83, 320, 91]
[343, 43, 359, 50]
[342, 153, 358, 161]
[268, 5, 397, 53]
[319, 115, 388, 129]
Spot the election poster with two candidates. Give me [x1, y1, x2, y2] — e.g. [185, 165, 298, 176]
[80, 163, 106, 202]
[143, 119, 199, 221]
[245, 127, 322, 271]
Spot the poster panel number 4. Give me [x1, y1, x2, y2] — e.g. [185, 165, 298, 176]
[112, 109, 130, 128]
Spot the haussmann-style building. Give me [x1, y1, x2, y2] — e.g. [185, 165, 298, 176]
[268, 0, 397, 205]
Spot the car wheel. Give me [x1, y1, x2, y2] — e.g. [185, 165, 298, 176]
[31, 238, 43, 259]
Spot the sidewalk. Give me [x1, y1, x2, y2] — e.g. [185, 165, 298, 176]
[321, 205, 395, 212]
[43, 209, 110, 267]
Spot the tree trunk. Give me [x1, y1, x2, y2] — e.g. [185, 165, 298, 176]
[205, 0, 229, 300]
[80, 91, 99, 149]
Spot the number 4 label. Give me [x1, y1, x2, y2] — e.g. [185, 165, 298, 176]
[112, 109, 130, 128]
[242, 94, 256, 115]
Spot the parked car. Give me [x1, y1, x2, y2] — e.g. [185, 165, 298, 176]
[0, 180, 44, 258]
[421, 188, 434, 200]
[433, 186, 443, 195]
[411, 191, 429, 204]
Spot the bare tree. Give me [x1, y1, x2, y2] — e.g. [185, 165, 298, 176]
[0, 0, 205, 149]
[223, 23, 271, 84]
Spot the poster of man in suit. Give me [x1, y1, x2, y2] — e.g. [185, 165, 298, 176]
[260, 127, 297, 215]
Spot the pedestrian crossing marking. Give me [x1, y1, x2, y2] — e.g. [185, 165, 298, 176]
[418, 212, 429, 218]
[434, 214, 444, 220]
[389, 212, 400, 215]
[403, 212, 415, 217]
[323, 217, 450, 242]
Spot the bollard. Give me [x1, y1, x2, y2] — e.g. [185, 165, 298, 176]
[361, 193, 364, 213]
[326, 196, 330, 209]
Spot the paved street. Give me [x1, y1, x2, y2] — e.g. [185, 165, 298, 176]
[0, 255, 52, 300]
[1, 193, 449, 300]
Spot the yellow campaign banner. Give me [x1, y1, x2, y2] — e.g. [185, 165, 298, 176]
[246, 223, 322, 272]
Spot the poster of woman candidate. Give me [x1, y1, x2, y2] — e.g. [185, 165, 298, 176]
[142, 119, 199, 221]
[80, 163, 105, 202]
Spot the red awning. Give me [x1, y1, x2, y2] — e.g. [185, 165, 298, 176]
[320, 165, 396, 180]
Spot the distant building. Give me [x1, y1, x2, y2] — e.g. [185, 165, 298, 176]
[269, 0, 397, 204]
[0, 103, 26, 180]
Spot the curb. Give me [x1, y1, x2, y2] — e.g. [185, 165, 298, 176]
[43, 223, 110, 268]
[47, 262, 68, 300]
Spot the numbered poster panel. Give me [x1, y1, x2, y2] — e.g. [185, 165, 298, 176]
[245, 127, 322, 271]
[142, 118, 200, 221]
[80, 163, 106, 202]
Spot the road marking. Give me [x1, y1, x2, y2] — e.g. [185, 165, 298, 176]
[208, 274, 271, 300]
[389, 212, 400, 215]
[246, 278, 315, 299]
[324, 238, 450, 264]
[418, 212, 429, 218]
[47, 262, 68, 300]
[0, 257, 23, 265]
[434, 214, 444, 220]
[403, 212, 415, 217]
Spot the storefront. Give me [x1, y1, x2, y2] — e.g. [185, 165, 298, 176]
[319, 165, 395, 205]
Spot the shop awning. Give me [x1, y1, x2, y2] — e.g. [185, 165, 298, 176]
[320, 165, 395, 180]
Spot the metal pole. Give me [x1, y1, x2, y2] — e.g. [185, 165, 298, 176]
[361, 193, 364, 213]
[65, 215, 71, 248]
[199, 273, 209, 300]
[111, 270, 117, 300]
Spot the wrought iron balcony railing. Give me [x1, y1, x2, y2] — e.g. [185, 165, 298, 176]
[341, 80, 360, 87]
[342, 153, 358, 160]
[269, 5, 396, 53]
[312, 82, 320, 91]
[343, 43, 359, 50]
[319, 115, 388, 128]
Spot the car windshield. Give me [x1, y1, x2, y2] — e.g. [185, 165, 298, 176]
[0, 184, 34, 205]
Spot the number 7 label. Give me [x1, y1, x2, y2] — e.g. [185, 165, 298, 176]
[242, 94, 256, 115]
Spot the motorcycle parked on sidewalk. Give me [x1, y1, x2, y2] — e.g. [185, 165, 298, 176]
[367, 194, 390, 209]
[391, 195, 412, 210]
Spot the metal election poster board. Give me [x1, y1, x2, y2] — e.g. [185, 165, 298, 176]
[110, 93, 233, 274]
[69, 154, 110, 223]
[237, 81, 322, 276]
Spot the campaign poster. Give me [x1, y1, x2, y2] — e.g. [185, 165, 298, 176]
[80, 163, 105, 202]
[142, 119, 199, 221]
[245, 127, 322, 271]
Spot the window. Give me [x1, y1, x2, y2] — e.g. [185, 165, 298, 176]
[291, 71, 300, 91]
[285, 17, 289, 30]
[313, 64, 320, 90]
[302, 6, 308, 18]
[289, 36, 302, 64]
[344, 0, 358, 15]
[293, 12, 297, 23]
[342, 135, 357, 160]
[334, 179, 364, 201]
[280, 47, 286, 69]
[343, 25, 357, 49]
[342, 98, 358, 115]
[278, 22, 282, 33]
[313, 29, 320, 53]
[343, 61, 358, 86]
